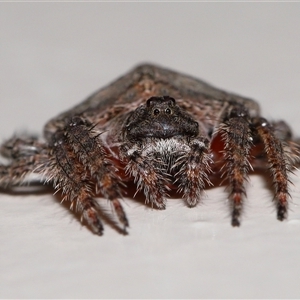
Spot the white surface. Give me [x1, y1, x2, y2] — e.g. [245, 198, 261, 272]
[1, 3, 300, 299]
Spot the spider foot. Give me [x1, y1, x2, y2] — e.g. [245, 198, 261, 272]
[82, 202, 104, 235]
[277, 200, 288, 221]
[231, 204, 242, 227]
[112, 198, 129, 228]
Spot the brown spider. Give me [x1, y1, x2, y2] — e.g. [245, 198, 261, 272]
[1, 64, 299, 235]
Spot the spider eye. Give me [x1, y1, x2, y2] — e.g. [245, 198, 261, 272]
[153, 108, 160, 115]
[165, 108, 171, 115]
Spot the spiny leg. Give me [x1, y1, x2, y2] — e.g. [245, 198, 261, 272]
[254, 118, 293, 221]
[175, 137, 212, 207]
[219, 107, 253, 226]
[272, 120, 300, 166]
[49, 131, 105, 235]
[66, 116, 128, 229]
[121, 144, 169, 209]
[0, 137, 49, 187]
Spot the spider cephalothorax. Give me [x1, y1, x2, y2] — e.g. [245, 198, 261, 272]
[1, 64, 299, 235]
[124, 96, 199, 140]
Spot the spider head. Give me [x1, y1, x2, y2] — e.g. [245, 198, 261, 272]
[124, 96, 199, 141]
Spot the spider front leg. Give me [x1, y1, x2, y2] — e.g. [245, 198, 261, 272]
[218, 106, 253, 226]
[121, 142, 170, 209]
[47, 116, 128, 235]
[175, 137, 212, 207]
[50, 131, 104, 234]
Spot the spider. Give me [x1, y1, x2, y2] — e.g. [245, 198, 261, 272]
[1, 64, 299, 235]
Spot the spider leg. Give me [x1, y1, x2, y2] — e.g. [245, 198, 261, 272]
[49, 130, 104, 234]
[253, 117, 295, 221]
[68, 117, 128, 227]
[271, 120, 300, 166]
[218, 107, 253, 226]
[121, 143, 169, 209]
[175, 137, 212, 207]
[48, 116, 128, 235]
[0, 136, 49, 187]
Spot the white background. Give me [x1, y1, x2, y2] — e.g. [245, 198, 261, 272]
[1, 2, 300, 298]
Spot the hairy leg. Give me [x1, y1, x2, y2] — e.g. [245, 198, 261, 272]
[66, 117, 128, 228]
[121, 143, 170, 209]
[272, 120, 300, 166]
[218, 107, 253, 226]
[47, 130, 105, 234]
[254, 118, 294, 221]
[47, 117, 128, 234]
[175, 137, 212, 207]
[0, 136, 49, 186]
